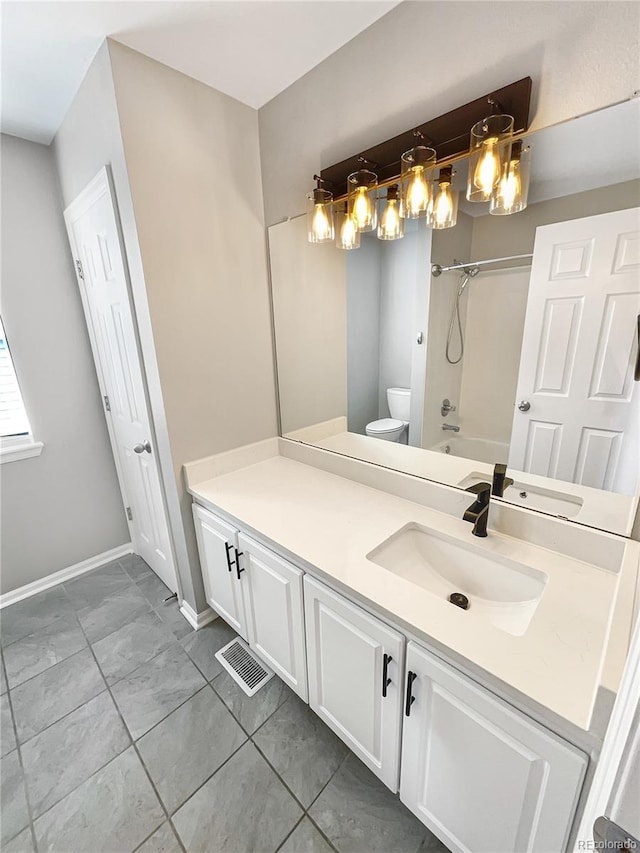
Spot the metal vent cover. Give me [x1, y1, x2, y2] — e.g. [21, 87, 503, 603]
[215, 638, 274, 697]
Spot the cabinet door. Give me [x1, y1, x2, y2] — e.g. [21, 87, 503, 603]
[400, 641, 587, 853]
[304, 576, 404, 791]
[192, 504, 246, 638]
[239, 534, 308, 701]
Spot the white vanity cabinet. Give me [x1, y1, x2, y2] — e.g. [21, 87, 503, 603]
[192, 504, 247, 638]
[400, 641, 587, 853]
[303, 576, 405, 792]
[238, 534, 308, 701]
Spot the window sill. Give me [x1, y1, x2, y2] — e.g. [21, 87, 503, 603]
[0, 440, 44, 464]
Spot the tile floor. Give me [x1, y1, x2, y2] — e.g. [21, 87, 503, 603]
[0, 556, 449, 853]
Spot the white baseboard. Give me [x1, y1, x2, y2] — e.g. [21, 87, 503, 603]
[179, 600, 217, 631]
[0, 543, 134, 609]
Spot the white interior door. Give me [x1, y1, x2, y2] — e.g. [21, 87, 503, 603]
[64, 168, 177, 592]
[509, 207, 640, 495]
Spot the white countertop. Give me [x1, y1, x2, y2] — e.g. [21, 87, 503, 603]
[187, 448, 638, 732]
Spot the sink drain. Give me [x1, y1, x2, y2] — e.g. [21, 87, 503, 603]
[448, 592, 470, 610]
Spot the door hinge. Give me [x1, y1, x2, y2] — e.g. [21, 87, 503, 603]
[103, 395, 111, 412]
[126, 506, 133, 521]
[75, 259, 84, 280]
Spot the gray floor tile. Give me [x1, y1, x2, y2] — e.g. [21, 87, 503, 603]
[309, 754, 425, 853]
[2, 827, 34, 853]
[136, 574, 172, 609]
[1, 750, 29, 844]
[21, 691, 130, 817]
[173, 741, 302, 853]
[1, 657, 7, 695]
[11, 648, 105, 742]
[0, 587, 74, 646]
[119, 553, 153, 582]
[34, 747, 164, 853]
[111, 644, 205, 739]
[181, 618, 237, 680]
[419, 831, 451, 852]
[212, 670, 291, 735]
[138, 686, 246, 814]
[153, 599, 192, 641]
[1, 693, 16, 757]
[77, 584, 151, 644]
[279, 819, 335, 853]
[64, 561, 133, 611]
[254, 695, 348, 808]
[92, 610, 175, 684]
[136, 822, 182, 853]
[3, 615, 86, 688]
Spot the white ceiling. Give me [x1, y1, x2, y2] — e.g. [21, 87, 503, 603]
[1, 0, 399, 144]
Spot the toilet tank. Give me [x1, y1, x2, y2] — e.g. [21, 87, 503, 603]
[387, 387, 411, 421]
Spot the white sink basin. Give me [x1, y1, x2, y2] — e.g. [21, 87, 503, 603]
[367, 523, 548, 636]
[457, 473, 583, 518]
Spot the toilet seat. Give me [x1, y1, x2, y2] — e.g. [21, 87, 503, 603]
[366, 418, 405, 435]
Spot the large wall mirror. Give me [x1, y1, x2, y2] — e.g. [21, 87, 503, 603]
[269, 99, 640, 536]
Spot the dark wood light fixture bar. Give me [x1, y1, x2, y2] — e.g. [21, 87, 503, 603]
[319, 77, 532, 199]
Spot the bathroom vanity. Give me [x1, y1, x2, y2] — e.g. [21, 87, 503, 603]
[185, 438, 638, 853]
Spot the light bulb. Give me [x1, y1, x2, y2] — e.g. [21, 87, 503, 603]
[337, 212, 360, 250]
[496, 159, 522, 212]
[312, 204, 332, 241]
[377, 187, 403, 240]
[406, 166, 429, 217]
[473, 137, 501, 195]
[433, 182, 453, 227]
[353, 187, 373, 230]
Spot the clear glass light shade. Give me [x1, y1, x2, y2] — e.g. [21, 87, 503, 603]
[336, 207, 361, 250]
[347, 170, 378, 232]
[466, 114, 514, 202]
[401, 146, 436, 219]
[377, 186, 404, 240]
[306, 187, 334, 243]
[429, 167, 459, 229]
[490, 141, 531, 215]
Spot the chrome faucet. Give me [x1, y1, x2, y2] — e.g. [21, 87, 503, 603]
[442, 423, 460, 432]
[492, 463, 514, 497]
[463, 482, 491, 537]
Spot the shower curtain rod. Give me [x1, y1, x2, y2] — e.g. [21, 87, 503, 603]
[431, 254, 533, 277]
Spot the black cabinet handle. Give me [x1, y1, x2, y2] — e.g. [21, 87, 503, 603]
[382, 653, 392, 698]
[235, 549, 244, 580]
[405, 671, 417, 716]
[635, 314, 640, 382]
[224, 542, 234, 572]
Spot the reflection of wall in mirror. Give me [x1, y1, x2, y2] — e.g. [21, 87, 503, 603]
[424, 179, 640, 465]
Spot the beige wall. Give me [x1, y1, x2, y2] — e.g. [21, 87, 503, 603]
[1, 134, 129, 594]
[269, 216, 346, 434]
[107, 43, 278, 597]
[258, 1, 640, 227]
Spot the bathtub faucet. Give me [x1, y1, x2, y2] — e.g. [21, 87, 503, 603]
[442, 424, 460, 432]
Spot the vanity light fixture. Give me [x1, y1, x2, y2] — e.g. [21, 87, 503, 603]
[336, 204, 361, 250]
[466, 112, 515, 202]
[490, 141, 531, 215]
[377, 185, 404, 241]
[401, 146, 436, 219]
[306, 176, 334, 243]
[430, 167, 459, 230]
[348, 169, 378, 232]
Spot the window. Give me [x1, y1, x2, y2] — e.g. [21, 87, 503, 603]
[0, 316, 42, 462]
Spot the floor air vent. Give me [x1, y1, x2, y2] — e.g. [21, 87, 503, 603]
[215, 638, 274, 697]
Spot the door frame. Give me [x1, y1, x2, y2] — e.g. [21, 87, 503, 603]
[573, 609, 640, 849]
[64, 166, 179, 594]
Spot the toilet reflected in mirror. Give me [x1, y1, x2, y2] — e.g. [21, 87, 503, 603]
[365, 388, 411, 443]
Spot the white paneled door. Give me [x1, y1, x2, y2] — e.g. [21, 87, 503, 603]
[509, 207, 640, 494]
[64, 168, 177, 592]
